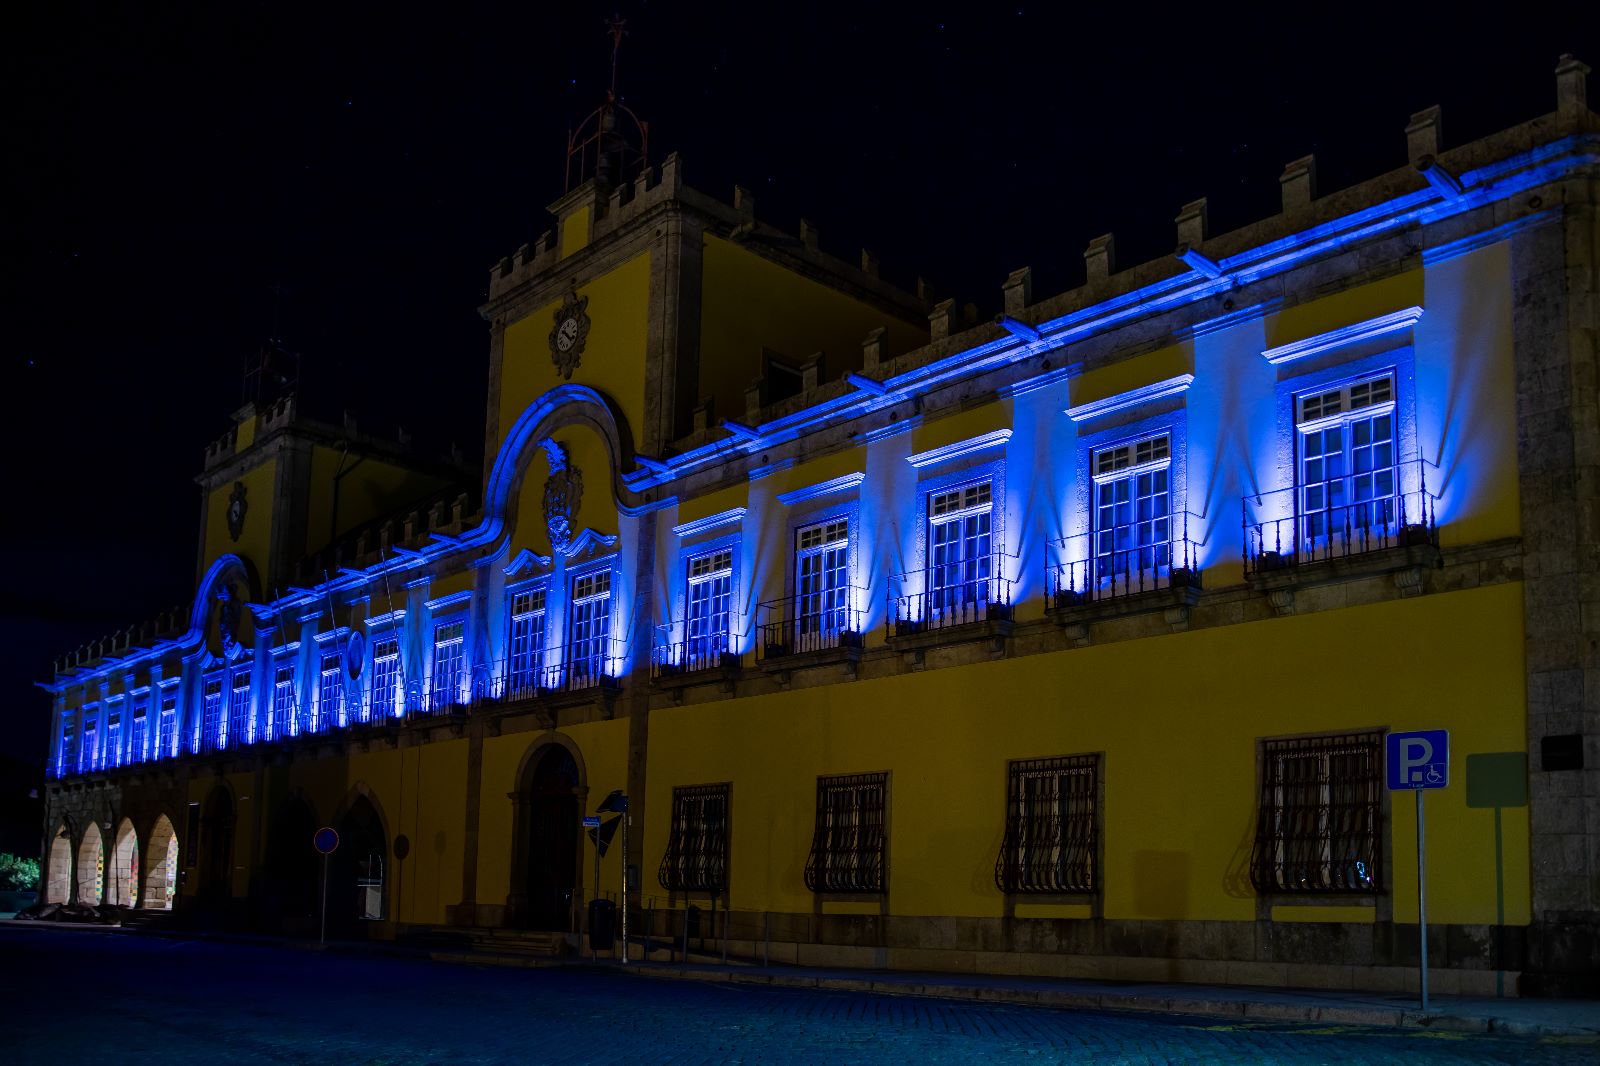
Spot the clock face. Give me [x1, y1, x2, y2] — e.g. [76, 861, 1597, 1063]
[556, 317, 580, 352]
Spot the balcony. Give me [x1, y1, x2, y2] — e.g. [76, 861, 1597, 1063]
[651, 627, 743, 690]
[1047, 512, 1204, 624]
[757, 591, 867, 679]
[886, 558, 1015, 660]
[1243, 461, 1440, 601]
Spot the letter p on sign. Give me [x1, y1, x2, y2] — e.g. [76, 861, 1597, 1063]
[1387, 729, 1450, 791]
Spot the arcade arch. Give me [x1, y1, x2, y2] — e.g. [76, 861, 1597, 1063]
[76, 826, 105, 906]
[142, 814, 179, 910]
[107, 819, 139, 907]
[45, 826, 71, 904]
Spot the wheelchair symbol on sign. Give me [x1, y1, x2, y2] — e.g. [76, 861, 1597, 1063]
[1424, 765, 1445, 785]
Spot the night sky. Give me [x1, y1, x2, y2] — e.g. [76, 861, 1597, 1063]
[7, 4, 1594, 770]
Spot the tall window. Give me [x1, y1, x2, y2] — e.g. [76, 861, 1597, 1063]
[996, 754, 1098, 894]
[1250, 732, 1382, 894]
[105, 706, 124, 768]
[1297, 374, 1395, 552]
[371, 638, 401, 719]
[272, 663, 298, 739]
[430, 620, 466, 709]
[130, 699, 149, 764]
[686, 549, 733, 668]
[228, 670, 251, 747]
[508, 589, 547, 696]
[201, 678, 222, 752]
[157, 687, 177, 759]
[1093, 433, 1170, 583]
[81, 708, 99, 772]
[317, 653, 344, 730]
[57, 715, 77, 778]
[658, 783, 730, 894]
[567, 572, 612, 686]
[795, 519, 851, 643]
[804, 772, 887, 894]
[928, 481, 993, 612]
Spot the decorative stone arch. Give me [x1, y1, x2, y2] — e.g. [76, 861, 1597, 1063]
[107, 818, 140, 907]
[76, 823, 105, 906]
[198, 780, 236, 900]
[507, 732, 590, 931]
[45, 824, 72, 904]
[329, 782, 391, 933]
[190, 552, 262, 663]
[142, 813, 179, 910]
[259, 789, 320, 931]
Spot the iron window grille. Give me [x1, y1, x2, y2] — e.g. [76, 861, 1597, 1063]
[508, 588, 548, 699]
[804, 772, 888, 894]
[658, 783, 730, 894]
[1250, 731, 1383, 894]
[995, 754, 1099, 894]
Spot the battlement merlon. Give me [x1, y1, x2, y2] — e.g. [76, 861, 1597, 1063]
[480, 153, 932, 327]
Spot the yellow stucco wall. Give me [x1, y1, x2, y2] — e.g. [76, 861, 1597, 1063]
[646, 581, 1529, 927]
[1069, 342, 1194, 411]
[497, 251, 651, 467]
[304, 446, 453, 556]
[699, 236, 928, 425]
[202, 460, 277, 590]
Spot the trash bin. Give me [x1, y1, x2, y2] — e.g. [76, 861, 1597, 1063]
[587, 898, 616, 951]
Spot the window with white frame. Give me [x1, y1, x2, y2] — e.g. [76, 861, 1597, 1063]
[272, 663, 298, 739]
[228, 669, 251, 747]
[1295, 373, 1396, 551]
[130, 698, 149, 764]
[795, 518, 851, 640]
[201, 677, 222, 751]
[508, 589, 547, 697]
[928, 481, 993, 612]
[370, 637, 401, 719]
[685, 548, 733, 668]
[105, 705, 124, 768]
[157, 686, 177, 759]
[1092, 433, 1171, 583]
[430, 620, 466, 709]
[567, 571, 612, 686]
[57, 714, 77, 778]
[318, 652, 344, 730]
[81, 708, 99, 772]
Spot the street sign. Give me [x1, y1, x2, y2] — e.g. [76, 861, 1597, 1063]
[582, 815, 601, 828]
[313, 826, 340, 854]
[1386, 729, 1449, 790]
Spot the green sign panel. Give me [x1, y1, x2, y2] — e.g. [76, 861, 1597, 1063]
[1465, 752, 1528, 808]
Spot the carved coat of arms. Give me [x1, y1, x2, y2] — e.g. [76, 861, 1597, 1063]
[227, 481, 248, 541]
[218, 583, 243, 660]
[540, 440, 584, 554]
[548, 291, 591, 380]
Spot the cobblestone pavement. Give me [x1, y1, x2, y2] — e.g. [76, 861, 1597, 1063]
[3, 927, 1596, 1065]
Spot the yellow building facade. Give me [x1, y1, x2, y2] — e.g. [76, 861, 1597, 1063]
[39, 60, 1599, 995]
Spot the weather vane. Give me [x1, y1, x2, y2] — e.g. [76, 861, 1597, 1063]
[607, 14, 627, 99]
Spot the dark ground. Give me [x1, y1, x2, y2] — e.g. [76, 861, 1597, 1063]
[2, 926, 1596, 1064]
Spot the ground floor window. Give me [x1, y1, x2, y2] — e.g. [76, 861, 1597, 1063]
[995, 754, 1098, 894]
[1250, 731, 1383, 894]
[658, 783, 730, 894]
[804, 772, 887, 894]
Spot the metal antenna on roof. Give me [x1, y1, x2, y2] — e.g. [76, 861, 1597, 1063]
[607, 14, 627, 98]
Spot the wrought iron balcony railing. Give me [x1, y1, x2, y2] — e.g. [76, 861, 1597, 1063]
[651, 627, 742, 680]
[757, 590, 867, 661]
[1048, 511, 1203, 608]
[1243, 460, 1439, 579]
[886, 556, 1015, 638]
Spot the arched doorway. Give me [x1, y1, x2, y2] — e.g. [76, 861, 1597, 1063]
[45, 827, 71, 904]
[515, 744, 581, 932]
[76, 826, 105, 906]
[200, 785, 235, 901]
[330, 793, 387, 936]
[261, 796, 319, 933]
[142, 815, 179, 910]
[107, 820, 139, 907]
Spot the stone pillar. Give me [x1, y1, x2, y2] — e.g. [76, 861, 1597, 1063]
[1555, 54, 1590, 126]
[1084, 234, 1115, 283]
[1406, 106, 1442, 166]
[1176, 198, 1208, 246]
[1279, 156, 1316, 213]
[928, 299, 956, 342]
[1002, 267, 1032, 315]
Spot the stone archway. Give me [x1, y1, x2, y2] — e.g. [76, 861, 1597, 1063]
[142, 815, 179, 910]
[260, 794, 319, 932]
[107, 819, 139, 907]
[45, 827, 71, 904]
[330, 792, 388, 936]
[199, 784, 235, 901]
[510, 742, 583, 932]
[76, 826, 105, 906]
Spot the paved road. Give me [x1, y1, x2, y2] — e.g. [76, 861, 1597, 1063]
[2, 927, 1594, 1064]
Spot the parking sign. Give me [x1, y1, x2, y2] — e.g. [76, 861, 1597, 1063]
[1386, 729, 1449, 790]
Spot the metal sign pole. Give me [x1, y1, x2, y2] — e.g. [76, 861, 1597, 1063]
[320, 851, 328, 946]
[1416, 788, 1428, 1012]
[620, 812, 629, 965]
[592, 828, 601, 962]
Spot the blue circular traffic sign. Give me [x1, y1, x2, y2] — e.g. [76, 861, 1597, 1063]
[313, 827, 340, 854]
